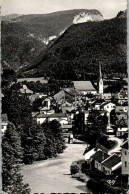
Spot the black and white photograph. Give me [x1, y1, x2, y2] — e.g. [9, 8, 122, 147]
[1, 0, 128, 193]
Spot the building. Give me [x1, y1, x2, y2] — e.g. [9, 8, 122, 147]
[17, 77, 48, 84]
[100, 102, 116, 113]
[90, 150, 109, 171]
[54, 88, 80, 103]
[36, 113, 68, 125]
[101, 154, 122, 175]
[1, 114, 8, 134]
[98, 63, 103, 94]
[121, 140, 128, 188]
[121, 140, 128, 175]
[116, 127, 128, 137]
[37, 114, 49, 125]
[73, 81, 97, 95]
[19, 85, 33, 95]
[84, 148, 96, 164]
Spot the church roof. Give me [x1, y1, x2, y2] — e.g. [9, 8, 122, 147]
[73, 81, 96, 91]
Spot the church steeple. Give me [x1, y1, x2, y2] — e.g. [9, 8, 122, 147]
[98, 63, 103, 94]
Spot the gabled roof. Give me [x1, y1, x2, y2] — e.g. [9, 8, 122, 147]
[102, 154, 121, 169]
[73, 81, 96, 91]
[37, 114, 49, 118]
[100, 101, 115, 108]
[91, 150, 109, 163]
[49, 113, 67, 118]
[121, 140, 128, 149]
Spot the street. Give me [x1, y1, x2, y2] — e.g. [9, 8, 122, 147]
[21, 140, 91, 193]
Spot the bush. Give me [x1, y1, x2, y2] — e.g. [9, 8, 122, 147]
[70, 162, 80, 174]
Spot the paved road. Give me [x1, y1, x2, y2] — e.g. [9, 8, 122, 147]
[21, 140, 91, 193]
[108, 135, 123, 155]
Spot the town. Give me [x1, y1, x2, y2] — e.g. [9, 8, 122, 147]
[2, 63, 128, 193]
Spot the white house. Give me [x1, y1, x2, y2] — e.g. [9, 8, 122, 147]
[101, 154, 122, 175]
[100, 102, 116, 113]
[121, 140, 128, 175]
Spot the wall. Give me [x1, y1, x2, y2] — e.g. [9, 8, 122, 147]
[122, 148, 128, 175]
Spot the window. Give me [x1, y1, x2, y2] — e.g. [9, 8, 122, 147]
[125, 161, 127, 168]
[125, 151, 127, 155]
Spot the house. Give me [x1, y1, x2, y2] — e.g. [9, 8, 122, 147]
[29, 93, 47, 103]
[90, 150, 109, 171]
[17, 77, 48, 84]
[40, 108, 55, 115]
[103, 93, 112, 101]
[121, 140, 128, 187]
[100, 102, 116, 113]
[37, 114, 49, 125]
[19, 85, 33, 95]
[48, 113, 68, 123]
[101, 154, 122, 175]
[84, 148, 97, 164]
[1, 114, 8, 134]
[121, 140, 128, 175]
[54, 88, 80, 104]
[73, 81, 97, 95]
[115, 105, 128, 113]
[116, 127, 128, 137]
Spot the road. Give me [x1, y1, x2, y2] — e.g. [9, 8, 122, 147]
[108, 135, 123, 155]
[21, 140, 91, 193]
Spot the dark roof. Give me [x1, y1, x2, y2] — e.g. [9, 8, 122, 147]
[102, 154, 121, 169]
[91, 150, 109, 163]
[121, 140, 128, 149]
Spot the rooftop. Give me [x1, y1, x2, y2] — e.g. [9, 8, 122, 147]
[102, 154, 121, 169]
[121, 140, 128, 149]
[73, 81, 96, 91]
[91, 150, 109, 163]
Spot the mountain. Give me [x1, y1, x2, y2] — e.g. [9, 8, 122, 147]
[2, 9, 103, 71]
[23, 11, 127, 79]
[116, 10, 127, 18]
[1, 14, 23, 21]
[10, 9, 103, 45]
[1, 21, 46, 71]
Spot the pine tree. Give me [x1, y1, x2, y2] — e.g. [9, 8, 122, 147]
[2, 123, 30, 193]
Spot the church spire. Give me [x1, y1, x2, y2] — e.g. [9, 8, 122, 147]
[99, 62, 102, 79]
[98, 62, 103, 94]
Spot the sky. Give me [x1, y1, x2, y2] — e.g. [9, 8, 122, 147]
[1, 0, 127, 19]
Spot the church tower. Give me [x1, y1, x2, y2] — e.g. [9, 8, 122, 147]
[98, 63, 103, 94]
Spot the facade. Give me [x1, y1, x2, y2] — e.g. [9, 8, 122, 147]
[121, 140, 128, 175]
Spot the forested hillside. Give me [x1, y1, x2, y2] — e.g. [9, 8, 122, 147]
[23, 11, 127, 79]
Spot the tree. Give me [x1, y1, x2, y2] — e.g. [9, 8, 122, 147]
[22, 121, 46, 164]
[2, 123, 30, 193]
[84, 110, 108, 144]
